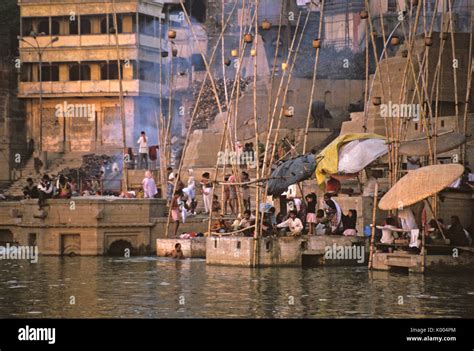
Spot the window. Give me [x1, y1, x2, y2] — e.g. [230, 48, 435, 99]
[40, 64, 59, 82]
[101, 15, 123, 34]
[100, 62, 122, 80]
[51, 20, 60, 35]
[28, 233, 37, 246]
[236, 241, 241, 250]
[69, 18, 79, 35]
[38, 19, 50, 35]
[139, 61, 155, 81]
[69, 63, 91, 81]
[80, 18, 92, 34]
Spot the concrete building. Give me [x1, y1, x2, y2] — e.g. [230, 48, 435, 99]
[17, 0, 198, 156]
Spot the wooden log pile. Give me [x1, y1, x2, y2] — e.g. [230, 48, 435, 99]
[191, 77, 252, 130]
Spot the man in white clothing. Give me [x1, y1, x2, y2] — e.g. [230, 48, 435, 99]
[142, 171, 157, 198]
[277, 210, 303, 236]
[137, 131, 148, 169]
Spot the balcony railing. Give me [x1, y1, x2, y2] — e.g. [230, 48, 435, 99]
[18, 79, 167, 97]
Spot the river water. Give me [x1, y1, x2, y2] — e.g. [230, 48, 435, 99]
[0, 257, 473, 318]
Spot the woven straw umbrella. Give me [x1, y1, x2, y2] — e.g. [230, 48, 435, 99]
[379, 164, 464, 211]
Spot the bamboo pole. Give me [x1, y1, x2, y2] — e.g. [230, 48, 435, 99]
[368, 182, 379, 270]
[251, 0, 260, 268]
[302, 0, 325, 154]
[111, 0, 128, 192]
[447, 0, 460, 131]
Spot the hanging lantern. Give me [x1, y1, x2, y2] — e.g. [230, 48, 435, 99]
[244, 33, 254, 43]
[372, 96, 382, 106]
[172, 47, 178, 57]
[231, 49, 238, 57]
[424, 36, 433, 47]
[284, 107, 294, 118]
[401, 49, 408, 58]
[391, 35, 400, 46]
[261, 19, 271, 30]
[282, 62, 288, 71]
[359, 10, 369, 19]
[312, 39, 321, 49]
[224, 58, 231, 66]
[250, 49, 257, 57]
[168, 30, 176, 39]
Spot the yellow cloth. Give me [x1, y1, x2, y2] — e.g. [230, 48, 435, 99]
[315, 133, 386, 187]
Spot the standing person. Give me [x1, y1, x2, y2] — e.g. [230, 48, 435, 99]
[137, 131, 149, 170]
[200, 172, 212, 214]
[241, 171, 251, 212]
[33, 150, 43, 175]
[376, 217, 406, 245]
[183, 169, 196, 215]
[170, 190, 183, 237]
[142, 171, 158, 198]
[223, 175, 231, 215]
[166, 167, 175, 203]
[212, 194, 221, 214]
[305, 193, 317, 235]
[228, 173, 237, 215]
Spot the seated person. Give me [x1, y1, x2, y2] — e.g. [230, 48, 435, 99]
[23, 178, 39, 199]
[425, 219, 443, 244]
[446, 216, 470, 246]
[277, 210, 303, 236]
[315, 209, 331, 235]
[211, 216, 230, 234]
[165, 243, 185, 259]
[239, 210, 255, 237]
[342, 209, 358, 236]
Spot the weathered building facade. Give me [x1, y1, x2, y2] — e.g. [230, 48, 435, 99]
[17, 0, 199, 154]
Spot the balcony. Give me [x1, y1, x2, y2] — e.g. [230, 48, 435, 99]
[19, 34, 165, 63]
[18, 79, 166, 98]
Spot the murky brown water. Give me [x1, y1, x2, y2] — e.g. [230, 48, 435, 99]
[0, 257, 473, 318]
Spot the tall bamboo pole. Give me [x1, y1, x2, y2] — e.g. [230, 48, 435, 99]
[111, 0, 128, 192]
[303, 0, 325, 154]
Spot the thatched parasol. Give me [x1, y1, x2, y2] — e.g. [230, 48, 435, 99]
[399, 132, 466, 156]
[379, 164, 464, 210]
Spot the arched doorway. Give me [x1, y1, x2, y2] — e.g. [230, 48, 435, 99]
[0, 230, 14, 245]
[107, 239, 136, 256]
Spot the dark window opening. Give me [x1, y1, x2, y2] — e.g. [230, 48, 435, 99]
[236, 241, 241, 250]
[80, 18, 92, 34]
[414, 122, 418, 130]
[139, 14, 155, 36]
[38, 19, 50, 35]
[51, 20, 60, 35]
[441, 120, 445, 128]
[101, 15, 123, 34]
[28, 233, 37, 246]
[265, 241, 272, 251]
[69, 63, 91, 81]
[138, 61, 155, 81]
[69, 18, 79, 35]
[214, 240, 217, 249]
[100, 62, 122, 80]
[39, 64, 60, 82]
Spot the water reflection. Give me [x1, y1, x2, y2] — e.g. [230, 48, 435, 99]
[0, 257, 473, 318]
